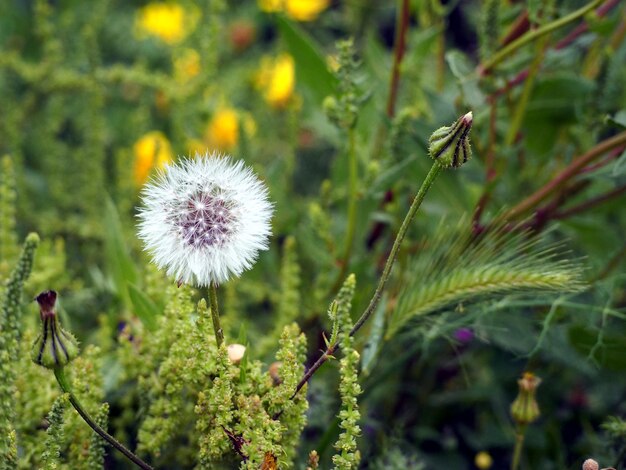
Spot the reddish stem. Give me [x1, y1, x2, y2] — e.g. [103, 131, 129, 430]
[497, 132, 626, 222]
[386, 0, 410, 118]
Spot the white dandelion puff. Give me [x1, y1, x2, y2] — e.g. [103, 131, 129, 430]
[137, 153, 273, 286]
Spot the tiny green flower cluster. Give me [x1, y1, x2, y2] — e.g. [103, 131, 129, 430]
[0, 233, 39, 468]
[332, 275, 362, 470]
[324, 39, 360, 130]
[40, 393, 69, 470]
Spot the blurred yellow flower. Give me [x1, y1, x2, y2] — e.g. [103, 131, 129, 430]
[256, 54, 295, 109]
[133, 131, 173, 186]
[284, 0, 329, 21]
[257, 0, 329, 21]
[205, 107, 240, 151]
[174, 48, 201, 82]
[474, 451, 493, 469]
[135, 3, 197, 44]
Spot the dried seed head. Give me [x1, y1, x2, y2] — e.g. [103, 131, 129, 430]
[137, 153, 273, 286]
[429, 111, 473, 168]
[31, 291, 79, 370]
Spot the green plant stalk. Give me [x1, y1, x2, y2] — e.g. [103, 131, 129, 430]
[511, 425, 527, 470]
[350, 162, 442, 335]
[289, 162, 442, 401]
[481, 0, 602, 73]
[505, 34, 550, 146]
[333, 128, 358, 292]
[53, 368, 153, 470]
[209, 282, 224, 348]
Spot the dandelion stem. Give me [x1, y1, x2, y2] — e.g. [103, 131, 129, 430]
[350, 162, 442, 336]
[53, 368, 153, 470]
[209, 282, 224, 348]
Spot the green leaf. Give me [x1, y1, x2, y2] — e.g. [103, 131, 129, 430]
[103, 196, 138, 305]
[611, 148, 626, 177]
[127, 283, 159, 331]
[276, 15, 338, 106]
[445, 50, 485, 109]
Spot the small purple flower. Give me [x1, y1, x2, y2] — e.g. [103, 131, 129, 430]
[453, 327, 474, 344]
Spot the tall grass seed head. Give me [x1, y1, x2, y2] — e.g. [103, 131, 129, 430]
[137, 153, 273, 286]
[31, 290, 79, 369]
[429, 111, 473, 168]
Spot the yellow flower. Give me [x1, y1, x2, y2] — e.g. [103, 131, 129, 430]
[133, 131, 173, 186]
[256, 54, 295, 109]
[257, 0, 329, 21]
[284, 0, 329, 21]
[135, 3, 197, 44]
[205, 107, 240, 151]
[174, 48, 201, 82]
[474, 451, 493, 470]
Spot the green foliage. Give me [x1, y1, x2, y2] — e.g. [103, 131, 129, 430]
[1, 0, 625, 468]
[332, 275, 361, 470]
[86, 403, 109, 469]
[0, 155, 17, 278]
[388, 222, 584, 338]
[40, 393, 69, 470]
[0, 233, 39, 468]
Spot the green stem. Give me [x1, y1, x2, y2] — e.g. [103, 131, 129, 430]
[333, 129, 358, 292]
[289, 162, 443, 401]
[481, 0, 602, 73]
[209, 282, 224, 348]
[351, 161, 442, 336]
[511, 426, 527, 470]
[53, 368, 153, 470]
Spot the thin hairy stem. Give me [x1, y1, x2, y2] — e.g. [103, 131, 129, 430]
[54, 368, 153, 470]
[351, 162, 442, 335]
[480, 0, 603, 74]
[290, 162, 443, 400]
[209, 282, 224, 348]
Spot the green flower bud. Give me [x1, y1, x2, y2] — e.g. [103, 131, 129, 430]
[429, 111, 473, 168]
[31, 290, 79, 369]
[510, 372, 541, 425]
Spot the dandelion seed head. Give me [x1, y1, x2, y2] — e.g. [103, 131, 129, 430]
[137, 153, 273, 286]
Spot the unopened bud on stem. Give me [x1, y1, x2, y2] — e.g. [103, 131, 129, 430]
[429, 111, 473, 168]
[510, 372, 541, 425]
[31, 290, 79, 369]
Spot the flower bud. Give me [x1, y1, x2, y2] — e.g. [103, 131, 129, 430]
[510, 372, 541, 425]
[429, 111, 473, 168]
[31, 290, 79, 369]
